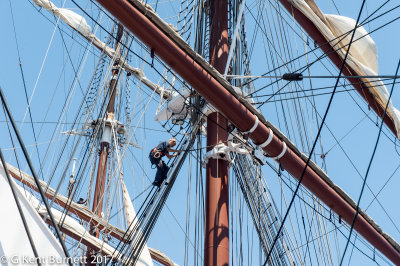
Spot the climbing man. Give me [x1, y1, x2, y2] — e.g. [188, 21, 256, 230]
[149, 138, 181, 187]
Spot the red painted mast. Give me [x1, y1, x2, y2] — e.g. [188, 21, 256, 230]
[205, 0, 230, 264]
[93, 0, 400, 264]
[87, 24, 124, 261]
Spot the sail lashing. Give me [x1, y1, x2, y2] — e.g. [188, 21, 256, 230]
[285, 0, 400, 138]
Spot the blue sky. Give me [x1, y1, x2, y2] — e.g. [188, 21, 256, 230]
[1, 0, 400, 265]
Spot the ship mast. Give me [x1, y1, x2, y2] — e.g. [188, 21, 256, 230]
[87, 24, 124, 262]
[205, 0, 230, 265]
[93, 0, 400, 264]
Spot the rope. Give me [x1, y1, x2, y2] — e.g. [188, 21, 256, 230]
[0, 149, 42, 265]
[0, 87, 72, 264]
[339, 58, 400, 265]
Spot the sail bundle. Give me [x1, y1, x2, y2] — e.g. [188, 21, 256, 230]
[290, 0, 400, 138]
[33, 0, 171, 99]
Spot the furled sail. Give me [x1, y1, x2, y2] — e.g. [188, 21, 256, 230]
[290, 0, 400, 138]
[32, 0, 171, 99]
[0, 164, 67, 265]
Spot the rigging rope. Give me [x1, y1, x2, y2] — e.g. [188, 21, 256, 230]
[0, 87, 72, 264]
[340, 58, 400, 265]
[263, 0, 369, 262]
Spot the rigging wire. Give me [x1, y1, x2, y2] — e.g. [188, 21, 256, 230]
[0, 87, 72, 264]
[243, 7, 400, 109]
[0, 149, 42, 266]
[18, 0, 400, 264]
[8, 0, 44, 178]
[275, 166, 389, 264]
[252, 81, 400, 104]
[339, 58, 400, 265]
[228, 74, 400, 79]
[243, 1, 400, 91]
[252, 78, 399, 101]
[262, 0, 368, 263]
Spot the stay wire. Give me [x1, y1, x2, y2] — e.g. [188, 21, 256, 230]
[275, 165, 385, 264]
[0, 87, 72, 264]
[244, 9, 400, 107]
[252, 80, 400, 104]
[0, 149, 42, 266]
[8, 0, 44, 178]
[243, 1, 397, 91]
[252, 10, 400, 105]
[254, 11, 400, 105]
[339, 59, 400, 265]
[72, 0, 238, 142]
[262, 0, 367, 263]
[107, 128, 193, 263]
[253, 78, 399, 99]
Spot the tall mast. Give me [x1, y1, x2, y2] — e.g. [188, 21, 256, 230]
[93, 0, 400, 264]
[205, 0, 230, 265]
[87, 24, 124, 260]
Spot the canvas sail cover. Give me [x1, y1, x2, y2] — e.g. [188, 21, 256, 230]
[0, 163, 155, 265]
[32, 0, 169, 98]
[0, 164, 67, 265]
[120, 177, 154, 266]
[289, 0, 400, 138]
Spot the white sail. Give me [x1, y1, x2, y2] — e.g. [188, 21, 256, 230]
[120, 177, 154, 266]
[290, 0, 400, 138]
[0, 164, 67, 266]
[32, 0, 170, 99]
[5, 163, 175, 265]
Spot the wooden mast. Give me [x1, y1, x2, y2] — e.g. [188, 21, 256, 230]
[93, 0, 400, 264]
[205, 0, 230, 265]
[87, 24, 124, 262]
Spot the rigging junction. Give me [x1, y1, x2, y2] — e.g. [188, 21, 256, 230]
[1, 0, 400, 265]
[93, 0, 400, 264]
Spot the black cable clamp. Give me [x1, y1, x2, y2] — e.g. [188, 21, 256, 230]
[282, 73, 303, 81]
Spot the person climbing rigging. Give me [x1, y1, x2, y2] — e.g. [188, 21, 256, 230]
[149, 138, 181, 187]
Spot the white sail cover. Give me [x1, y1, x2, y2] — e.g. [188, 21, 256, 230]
[290, 0, 400, 138]
[0, 164, 67, 265]
[155, 90, 190, 122]
[33, 0, 169, 99]
[1, 163, 154, 265]
[120, 178, 154, 266]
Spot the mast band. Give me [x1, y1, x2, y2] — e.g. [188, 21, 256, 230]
[242, 116, 259, 134]
[259, 129, 274, 148]
[272, 142, 287, 160]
